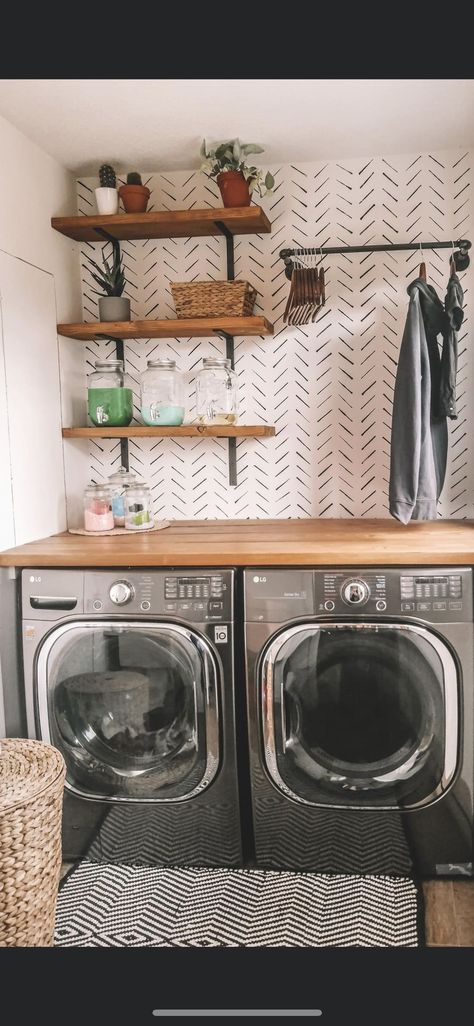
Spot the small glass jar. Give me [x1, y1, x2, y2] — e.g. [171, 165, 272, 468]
[124, 484, 154, 531]
[107, 468, 138, 527]
[83, 483, 114, 532]
[87, 360, 133, 427]
[195, 357, 238, 425]
[140, 358, 185, 426]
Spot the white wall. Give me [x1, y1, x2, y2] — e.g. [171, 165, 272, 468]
[0, 113, 85, 547]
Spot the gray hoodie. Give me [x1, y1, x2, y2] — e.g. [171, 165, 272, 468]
[389, 278, 451, 524]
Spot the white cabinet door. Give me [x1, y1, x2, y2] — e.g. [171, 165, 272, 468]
[0, 251, 66, 547]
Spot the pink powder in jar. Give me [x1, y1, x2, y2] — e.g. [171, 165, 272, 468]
[84, 501, 114, 532]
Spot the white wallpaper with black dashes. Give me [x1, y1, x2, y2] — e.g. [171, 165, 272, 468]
[76, 147, 473, 520]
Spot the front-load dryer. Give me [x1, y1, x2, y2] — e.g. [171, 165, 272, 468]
[244, 567, 474, 878]
[22, 568, 242, 867]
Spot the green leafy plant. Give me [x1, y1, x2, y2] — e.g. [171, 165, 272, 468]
[126, 171, 142, 185]
[98, 164, 117, 189]
[83, 239, 126, 297]
[200, 138, 274, 197]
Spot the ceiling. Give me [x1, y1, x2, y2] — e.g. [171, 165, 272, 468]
[0, 79, 473, 175]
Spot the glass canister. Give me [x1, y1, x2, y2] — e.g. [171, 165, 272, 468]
[140, 358, 185, 426]
[195, 357, 238, 425]
[87, 360, 133, 427]
[107, 468, 138, 527]
[83, 483, 114, 532]
[124, 483, 154, 531]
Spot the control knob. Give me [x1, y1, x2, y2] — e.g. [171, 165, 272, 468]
[341, 579, 370, 606]
[109, 580, 135, 606]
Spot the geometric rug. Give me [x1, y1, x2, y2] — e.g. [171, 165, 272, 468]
[55, 861, 424, 947]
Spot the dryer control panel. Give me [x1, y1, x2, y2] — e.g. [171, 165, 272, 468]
[315, 568, 472, 622]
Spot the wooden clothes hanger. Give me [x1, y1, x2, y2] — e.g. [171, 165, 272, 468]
[419, 243, 426, 281]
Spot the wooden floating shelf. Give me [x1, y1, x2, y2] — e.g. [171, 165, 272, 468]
[57, 316, 273, 341]
[63, 425, 275, 439]
[51, 206, 271, 242]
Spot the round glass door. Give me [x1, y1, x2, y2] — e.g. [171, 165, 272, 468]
[36, 622, 219, 802]
[261, 623, 458, 809]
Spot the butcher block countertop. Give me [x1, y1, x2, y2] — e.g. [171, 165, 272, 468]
[1, 519, 474, 568]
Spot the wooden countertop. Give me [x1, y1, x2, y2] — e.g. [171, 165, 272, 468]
[1, 519, 474, 568]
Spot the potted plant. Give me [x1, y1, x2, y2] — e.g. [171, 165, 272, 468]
[84, 239, 130, 322]
[95, 164, 119, 215]
[200, 138, 275, 207]
[118, 172, 151, 213]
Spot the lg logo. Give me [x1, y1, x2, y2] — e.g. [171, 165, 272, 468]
[253, 576, 266, 584]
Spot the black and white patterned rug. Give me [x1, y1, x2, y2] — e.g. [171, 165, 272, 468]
[55, 861, 424, 947]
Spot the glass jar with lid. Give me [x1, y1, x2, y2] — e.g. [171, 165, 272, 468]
[107, 468, 139, 527]
[87, 360, 133, 427]
[83, 483, 114, 532]
[195, 357, 238, 425]
[140, 359, 185, 426]
[124, 483, 154, 531]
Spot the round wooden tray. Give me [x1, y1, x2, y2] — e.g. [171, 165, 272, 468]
[68, 521, 169, 537]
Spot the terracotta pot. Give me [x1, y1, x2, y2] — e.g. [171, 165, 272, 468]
[216, 171, 251, 208]
[118, 184, 151, 213]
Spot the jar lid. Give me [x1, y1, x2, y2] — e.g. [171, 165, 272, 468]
[201, 357, 232, 368]
[93, 360, 124, 371]
[126, 484, 149, 495]
[84, 482, 112, 496]
[146, 358, 177, 369]
[107, 468, 137, 485]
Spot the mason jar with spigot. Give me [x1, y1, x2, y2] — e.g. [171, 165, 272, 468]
[195, 357, 238, 425]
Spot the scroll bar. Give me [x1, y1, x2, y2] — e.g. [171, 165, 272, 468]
[153, 1012, 322, 1018]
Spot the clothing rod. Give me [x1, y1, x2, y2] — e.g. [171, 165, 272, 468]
[280, 239, 471, 259]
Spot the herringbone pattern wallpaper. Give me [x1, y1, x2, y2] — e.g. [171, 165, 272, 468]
[76, 147, 473, 519]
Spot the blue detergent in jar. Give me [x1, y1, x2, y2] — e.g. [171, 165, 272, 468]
[140, 358, 185, 426]
[107, 468, 138, 527]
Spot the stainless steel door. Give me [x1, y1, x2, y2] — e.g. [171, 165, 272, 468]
[261, 622, 459, 810]
[36, 621, 220, 802]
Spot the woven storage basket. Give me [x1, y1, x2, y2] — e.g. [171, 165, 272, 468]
[0, 738, 66, 947]
[171, 280, 257, 318]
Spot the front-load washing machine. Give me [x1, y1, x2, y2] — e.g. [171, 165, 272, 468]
[244, 567, 474, 878]
[22, 568, 242, 866]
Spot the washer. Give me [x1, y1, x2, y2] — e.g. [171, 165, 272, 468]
[244, 567, 474, 878]
[22, 568, 242, 867]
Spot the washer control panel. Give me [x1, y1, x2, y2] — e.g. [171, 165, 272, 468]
[83, 570, 232, 621]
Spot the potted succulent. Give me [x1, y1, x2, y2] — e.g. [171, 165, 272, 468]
[95, 164, 119, 215]
[84, 239, 130, 322]
[118, 172, 151, 213]
[200, 138, 275, 207]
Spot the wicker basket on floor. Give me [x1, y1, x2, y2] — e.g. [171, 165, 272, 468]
[171, 280, 257, 318]
[0, 738, 66, 947]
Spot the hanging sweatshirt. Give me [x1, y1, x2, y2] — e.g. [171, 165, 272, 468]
[439, 272, 464, 418]
[389, 278, 450, 524]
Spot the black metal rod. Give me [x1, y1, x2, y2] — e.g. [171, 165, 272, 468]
[215, 222, 238, 487]
[228, 438, 237, 487]
[280, 239, 471, 260]
[215, 221, 235, 280]
[94, 227, 120, 246]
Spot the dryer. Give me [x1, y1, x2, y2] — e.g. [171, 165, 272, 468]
[22, 568, 242, 867]
[244, 567, 474, 878]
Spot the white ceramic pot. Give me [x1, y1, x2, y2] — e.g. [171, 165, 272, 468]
[95, 187, 119, 215]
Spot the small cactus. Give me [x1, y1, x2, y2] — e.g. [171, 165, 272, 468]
[126, 171, 142, 186]
[99, 164, 116, 189]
